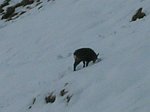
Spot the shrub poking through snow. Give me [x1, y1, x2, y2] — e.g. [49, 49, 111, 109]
[131, 7, 146, 21]
[0, 7, 4, 13]
[60, 89, 68, 96]
[14, 0, 34, 8]
[59, 83, 73, 104]
[28, 97, 36, 109]
[0, 0, 11, 13]
[65, 94, 73, 103]
[0, 0, 10, 8]
[0, 0, 49, 21]
[1, 6, 15, 19]
[45, 92, 56, 103]
[21, 0, 34, 6]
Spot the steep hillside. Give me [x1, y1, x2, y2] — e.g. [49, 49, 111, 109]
[0, 0, 150, 112]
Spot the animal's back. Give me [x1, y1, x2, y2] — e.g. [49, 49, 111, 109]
[74, 48, 97, 60]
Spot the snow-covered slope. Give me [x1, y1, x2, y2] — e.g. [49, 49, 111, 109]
[0, 0, 150, 112]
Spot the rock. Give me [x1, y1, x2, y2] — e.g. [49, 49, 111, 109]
[131, 7, 146, 21]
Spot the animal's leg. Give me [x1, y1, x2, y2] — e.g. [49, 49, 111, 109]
[74, 61, 81, 71]
[86, 61, 89, 67]
[83, 61, 86, 67]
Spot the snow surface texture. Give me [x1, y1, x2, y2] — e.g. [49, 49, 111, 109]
[0, 0, 150, 112]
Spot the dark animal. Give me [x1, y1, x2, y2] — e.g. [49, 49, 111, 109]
[73, 48, 99, 71]
[131, 8, 146, 21]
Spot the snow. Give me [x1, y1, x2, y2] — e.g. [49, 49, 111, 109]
[0, 0, 150, 112]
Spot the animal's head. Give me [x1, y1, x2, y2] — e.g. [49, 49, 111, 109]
[93, 53, 99, 63]
[96, 53, 99, 58]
